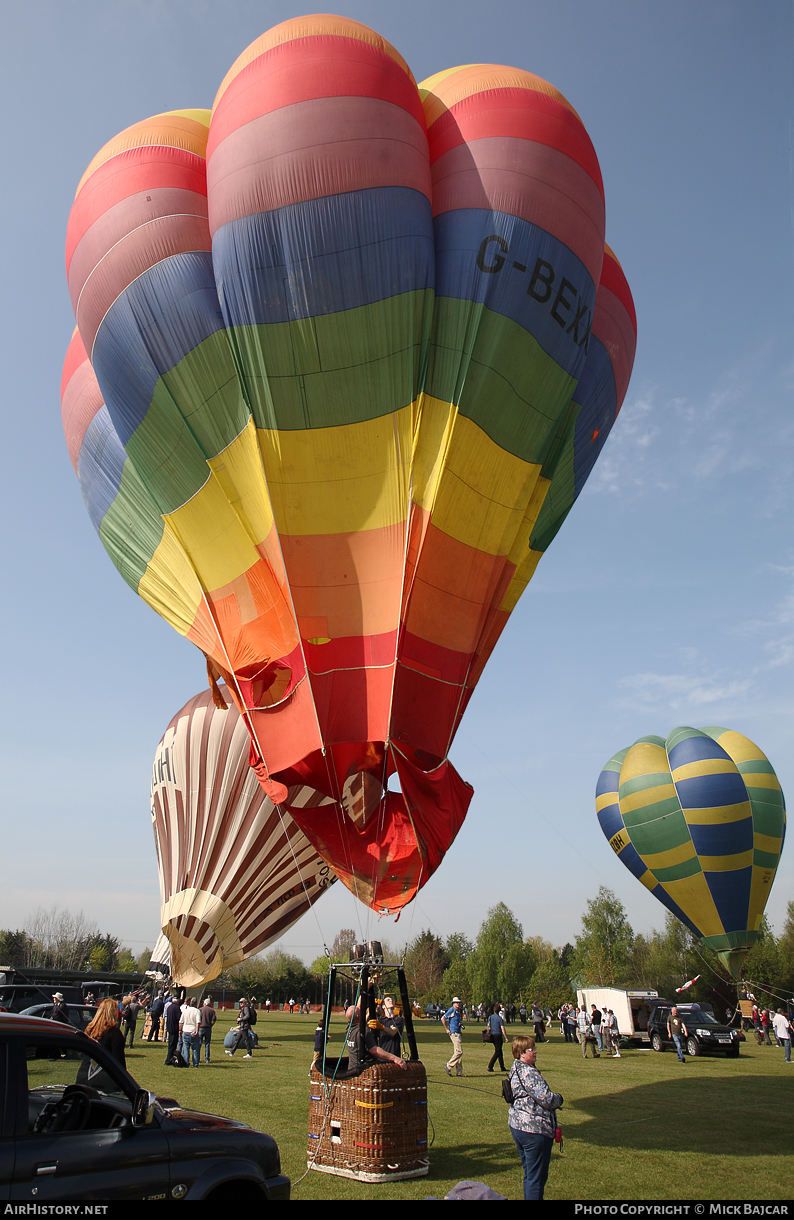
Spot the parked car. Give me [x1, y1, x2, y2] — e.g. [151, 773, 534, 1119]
[0, 1013, 290, 1200]
[19, 1003, 97, 1032]
[647, 1004, 742, 1058]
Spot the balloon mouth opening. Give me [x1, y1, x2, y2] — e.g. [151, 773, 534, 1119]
[163, 922, 227, 988]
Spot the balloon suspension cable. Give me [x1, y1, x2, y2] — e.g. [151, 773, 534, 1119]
[740, 977, 794, 1008]
[271, 799, 332, 956]
[685, 940, 762, 1015]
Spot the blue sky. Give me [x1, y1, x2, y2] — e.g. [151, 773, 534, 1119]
[2, 0, 792, 969]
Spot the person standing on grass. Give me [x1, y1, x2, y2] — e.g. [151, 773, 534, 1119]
[226, 997, 255, 1058]
[760, 1009, 773, 1045]
[147, 992, 165, 1042]
[667, 1006, 689, 1062]
[164, 995, 182, 1065]
[486, 1003, 508, 1072]
[443, 997, 465, 1077]
[180, 997, 201, 1067]
[605, 1009, 621, 1056]
[506, 1035, 563, 1201]
[772, 1009, 792, 1063]
[576, 1006, 599, 1058]
[312, 1013, 329, 1070]
[590, 1005, 603, 1052]
[123, 994, 141, 1048]
[199, 997, 217, 1063]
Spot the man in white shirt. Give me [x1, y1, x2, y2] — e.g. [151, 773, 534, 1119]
[179, 998, 202, 1066]
[772, 1010, 792, 1063]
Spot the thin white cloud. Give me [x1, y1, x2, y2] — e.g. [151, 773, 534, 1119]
[616, 669, 754, 713]
[587, 342, 794, 503]
[740, 567, 794, 671]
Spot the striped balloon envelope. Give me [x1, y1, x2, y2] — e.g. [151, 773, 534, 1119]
[596, 727, 786, 976]
[63, 15, 635, 915]
[151, 689, 337, 988]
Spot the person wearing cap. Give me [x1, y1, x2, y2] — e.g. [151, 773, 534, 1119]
[344, 996, 407, 1072]
[46, 992, 70, 1025]
[377, 995, 404, 1058]
[443, 997, 465, 1077]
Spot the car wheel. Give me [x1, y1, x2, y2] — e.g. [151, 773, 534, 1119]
[686, 1037, 700, 1057]
[206, 1181, 263, 1201]
[651, 1033, 663, 1052]
[726, 1046, 739, 1058]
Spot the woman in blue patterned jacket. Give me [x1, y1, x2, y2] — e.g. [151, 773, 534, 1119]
[506, 1035, 563, 1200]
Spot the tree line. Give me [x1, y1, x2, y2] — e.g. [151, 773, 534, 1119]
[5, 892, 792, 1015]
[0, 905, 148, 975]
[392, 889, 794, 1016]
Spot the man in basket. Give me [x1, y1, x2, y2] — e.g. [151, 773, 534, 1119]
[345, 996, 408, 1073]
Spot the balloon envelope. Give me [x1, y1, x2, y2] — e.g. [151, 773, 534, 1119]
[597, 727, 786, 976]
[151, 688, 337, 988]
[63, 16, 635, 913]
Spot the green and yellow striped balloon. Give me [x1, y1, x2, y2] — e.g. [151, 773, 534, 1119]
[596, 727, 786, 976]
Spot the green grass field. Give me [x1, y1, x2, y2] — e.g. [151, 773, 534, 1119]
[128, 1014, 793, 1201]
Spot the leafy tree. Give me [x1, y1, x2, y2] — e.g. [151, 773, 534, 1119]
[572, 887, 634, 987]
[445, 932, 474, 963]
[403, 930, 447, 998]
[779, 900, 794, 993]
[309, 954, 330, 979]
[525, 936, 554, 965]
[330, 929, 356, 962]
[467, 904, 535, 1005]
[87, 934, 121, 973]
[117, 948, 137, 973]
[526, 953, 575, 1010]
[742, 916, 784, 1003]
[442, 957, 470, 1002]
[440, 932, 474, 1002]
[0, 929, 32, 969]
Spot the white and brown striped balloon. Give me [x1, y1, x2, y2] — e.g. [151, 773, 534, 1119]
[151, 688, 337, 987]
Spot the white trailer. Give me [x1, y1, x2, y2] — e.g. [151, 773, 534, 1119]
[576, 987, 667, 1044]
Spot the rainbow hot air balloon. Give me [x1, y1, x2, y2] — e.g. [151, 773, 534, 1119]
[63, 15, 635, 915]
[596, 727, 786, 976]
[151, 688, 337, 988]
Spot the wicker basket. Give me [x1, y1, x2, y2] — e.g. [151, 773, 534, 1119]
[307, 1060, 429, 1182]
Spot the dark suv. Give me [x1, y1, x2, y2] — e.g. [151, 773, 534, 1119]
[0, 1013, 290, 1200]
[647, 1004, 741, 1058]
